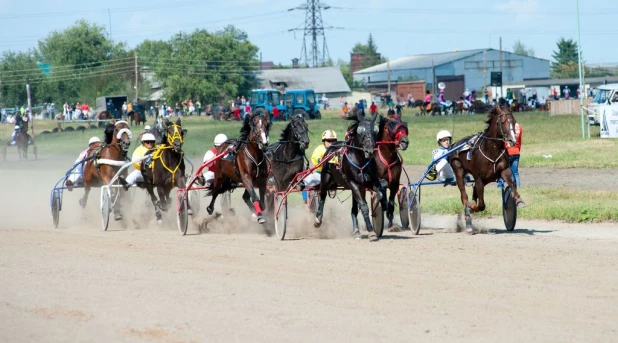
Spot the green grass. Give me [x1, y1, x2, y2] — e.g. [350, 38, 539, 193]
[8, 108, 616, 168]
[415, 185, 618, 223]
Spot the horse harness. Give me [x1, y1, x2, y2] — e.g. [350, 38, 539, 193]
[374, 121, 408, 183]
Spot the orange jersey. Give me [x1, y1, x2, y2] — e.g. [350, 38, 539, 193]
[506, 123, 522, 155]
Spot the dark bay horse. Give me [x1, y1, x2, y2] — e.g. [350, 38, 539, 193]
[374, 116, 409, 228]
[80, 120, 132, 220]
[141, 118, 187, 224]
[448, 107, 525, 232]
[97, 111, 113, 120]
[209, 113, 271, 227]
[128, 110, 146, 127]
[314, 112, 386, 241]
[266, 114, 310, 191]
[2, 127, 36, 161]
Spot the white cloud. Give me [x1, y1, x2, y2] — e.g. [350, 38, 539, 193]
[494, 0, 539, 25]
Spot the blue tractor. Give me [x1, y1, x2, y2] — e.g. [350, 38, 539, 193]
[284, 89, 321, 120]
[250, 89, 289, 120]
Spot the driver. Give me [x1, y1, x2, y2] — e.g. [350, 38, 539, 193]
[298, 130, 337, 189]
[119, 133, 156, 190]
[438, 89, 448, 112]
[138, 125, 152, 141]
[10, 125, 20, 145]
[66, 136, 101, 191]
[431, 130, 455, 182]
[198, 133, 228, 189]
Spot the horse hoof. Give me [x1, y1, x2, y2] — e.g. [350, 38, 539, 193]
[206, 207, 214, 215]
[187, 208, 194, 216]
[466, 227, 477, 235]
[257, 214, 266, 224]
[516, 199, 526, 209]
[368, 232, 379, 242]
[78, 199, 86, 208]
[314, 217, 322, 228]
[157, 219, 163, 226]
[114, 213, 123, 221]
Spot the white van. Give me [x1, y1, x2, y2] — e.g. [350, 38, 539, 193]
[587, 84, 618, 125]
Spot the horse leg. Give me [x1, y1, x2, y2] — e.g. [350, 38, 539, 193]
[206, 190, 219, 215]
[157, 186, 169, 211]
[472, 181, 486, 212]
[241, 190, 256, 214]
[387, 182, 398, 228]
[314, 173, 333, 228]
[352, 183, 377, 242]
[350, 196, 360, 237]
[79, 185, 90, 208]
[145, 185, 163, 223]
[500, 167, 525, 208]
[452, 161, 474, 230]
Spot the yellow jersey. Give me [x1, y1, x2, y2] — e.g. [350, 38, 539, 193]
[311, 144, 327, 172]
[132, 145, 149, 170]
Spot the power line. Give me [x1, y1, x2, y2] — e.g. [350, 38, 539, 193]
[332, 6, 618, 15]
[0, 56, 133, 74]
[0, 67, 134, 86]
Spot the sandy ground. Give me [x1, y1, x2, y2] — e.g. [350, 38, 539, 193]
[1, 155, 617, 342]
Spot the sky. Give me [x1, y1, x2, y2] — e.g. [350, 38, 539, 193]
[1, 0, 617, 67]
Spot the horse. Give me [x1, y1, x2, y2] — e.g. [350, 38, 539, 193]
[374, 116, 409, 228]
[448, 106, 525, 232]
[141, 118, 187, 224]
[80, 120, 132, 220]
[266, 114, 310, 191]
[471, 100, 492, 114]
[314, 111, 386, 241]
[128, 110, 146, 127]
[2, 127, 36, 161]
[208, 112, 271, 227]
[151, 117, 165, 144]
[97, 111, 113, 120]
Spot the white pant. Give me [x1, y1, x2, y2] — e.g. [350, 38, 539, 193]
[463, 100, 471, 108]
[303, 171, 321, 188]
[68, 149, 89, 184]
[203, 170, 214, 183]
[126, 169, 144, 186]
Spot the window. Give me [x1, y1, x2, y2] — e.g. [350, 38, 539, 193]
[307, 92, 316, 106]
[296, 94, 304, 105]
[271, 92, 281, 106]
[593, 89, 611, 104]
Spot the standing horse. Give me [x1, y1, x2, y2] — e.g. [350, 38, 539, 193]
[128, 110, 146, 127]
[80, 120, 132, 220]
[208, 113, 271, 227]
[314, 112, 386, 241]
[141, 118, 187, 224]
[449, 107, 525, 232]
[266, 114, 310, 190]
[374, 116, 409, 228]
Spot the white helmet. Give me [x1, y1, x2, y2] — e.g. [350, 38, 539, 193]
[141, 133, 156, 142]
[88, 136, 101, 145]
[321, 130, 337, 141]
[14, 125, 20, 130]
[436, 130, 452, 142]
[214, 133, 228, 147]
[144, 125, 152, 130]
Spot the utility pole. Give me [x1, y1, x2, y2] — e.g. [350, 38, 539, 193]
[576, 0, 585, 139]
[387, 61, 391, 97]
[293, 0, 331, 67]
[134, 52, 138, 101]
[26, 77, 34, 135]
[259, 52, 263, 70]
[499, 37, 503, 98]
[483, 50, 487, 94]
[432, 59, 436, 96]
[108, 9, 112, 40]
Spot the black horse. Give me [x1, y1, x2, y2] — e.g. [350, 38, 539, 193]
[266, 114, 311, 191]
[314, 111, 386, 241]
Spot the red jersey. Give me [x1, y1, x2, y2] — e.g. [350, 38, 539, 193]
[370, 104, 377, 114]
[272, 106, 280, 118]
[506, 123, 522, 155]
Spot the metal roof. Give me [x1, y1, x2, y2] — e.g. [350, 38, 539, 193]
[256, 67, 351, 94]
[354, 49, 487, 74]
[505, 76, 618, 87]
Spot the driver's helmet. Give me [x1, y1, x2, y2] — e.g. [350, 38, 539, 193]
[321, 130, 337, 141]
[144, 125, 152, 130]
[141, 133, 156, 142]
[214, 133, 228, 147]
[436, 130, 452, 143]
[14, 125, 20, 130]
[88, 136, 101, 145]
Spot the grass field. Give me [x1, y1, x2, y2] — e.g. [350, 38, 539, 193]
[3, 109, 617, 223]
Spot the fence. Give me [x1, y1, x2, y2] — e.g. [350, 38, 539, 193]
[549, 98, 593, 115]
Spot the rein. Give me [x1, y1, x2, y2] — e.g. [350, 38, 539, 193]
[151, 145, 184, 184]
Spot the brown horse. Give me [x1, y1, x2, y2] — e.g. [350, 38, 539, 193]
[97, 111, 113, 120]
[2, 127, 37, 161]
[448, 107, 525, 232]
[374, 116, 409, 228]
[128, 110, 146, 127]
[79, 120, 132, 220]
[208, 112, 271, 227]
[141, 118, 187, 224]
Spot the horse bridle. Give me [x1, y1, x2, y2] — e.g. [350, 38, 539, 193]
[166, 124, 184, 146]
[496, 111, 516, 146]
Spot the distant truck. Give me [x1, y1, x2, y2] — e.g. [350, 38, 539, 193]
[587, 84, 618, 138]
[251, 89, 289, 120]
[284, 89, 321, 120]
[95, 95, 128, 118]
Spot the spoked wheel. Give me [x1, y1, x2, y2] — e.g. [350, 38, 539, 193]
[51, 191, 61, 228]
[398, 186, 409, 229]
[371, 193, 384, 238]
[409, 186, 421, 235]
[189, 190, 200, 216]
[221, 191, 232, 214]
[502, 186, 517, 231]
[274, 194, 287, 240]
[177, 192, 189, 235]
[101, 188, 111, 231]
[308, 190, 319, 214]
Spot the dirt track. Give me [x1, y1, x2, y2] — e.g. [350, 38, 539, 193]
[1, 156, 618, 342]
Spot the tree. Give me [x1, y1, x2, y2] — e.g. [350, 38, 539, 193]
[551, 38, 579, 78]
[513, 40, 535, 57]
[351, 33, 387, 69]
[136, 25, 259, 104]
[337, 59, 353, 88]
[0, 50, 43, 106]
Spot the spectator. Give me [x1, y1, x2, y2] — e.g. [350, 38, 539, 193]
[244, 102, 251, 119]
[506, 122, 523, 188]
[196, 100, 201, 116]
[122, 101, 128, 117]
[563, 86, 570, 100]
[63, 102, 69, 119]
[370, 101, 377, 115]
[272, 106, 280, 121]
[175, 102, 180, 115]
[233, 105, 241, 120]
[188, 99, 194, 115]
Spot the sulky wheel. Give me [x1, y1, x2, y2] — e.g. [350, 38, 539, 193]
[502, 186, 517, 231]
[51, 191, 61, 228]
[409, 186, 421, 235]
[371, 193, 384, 238]
[101, 188, 111, 231]
[274, 194, 287, 240]
[398, 186, 410, 230]
[177, 192, 189, 235]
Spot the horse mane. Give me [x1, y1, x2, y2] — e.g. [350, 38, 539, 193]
[103, 123, 114, 144]
[377, 115, 387, 140]
[280, 121, 293, 140]
[482, 106, 504, 132]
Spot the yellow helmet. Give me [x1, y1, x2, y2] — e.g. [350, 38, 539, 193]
[321, 130, 337, 141]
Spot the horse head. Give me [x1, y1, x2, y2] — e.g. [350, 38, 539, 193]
[354, 112, 378, 159]
[385, 117, 409, 151]
[288, 114, 310, 150]
[487, 107, 517, 148]
[165, 118, 186, 153]
[248, 113, 270, 151]
[113, 120, 132, 152]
